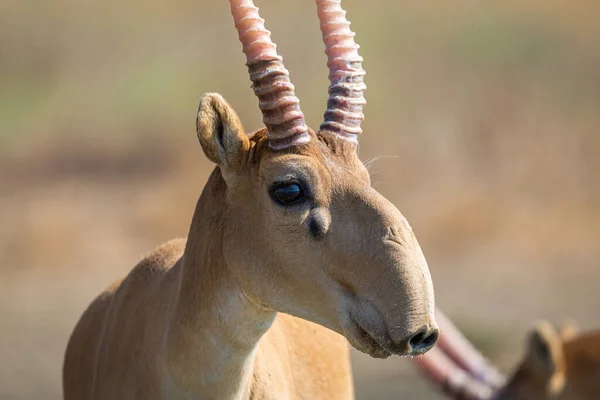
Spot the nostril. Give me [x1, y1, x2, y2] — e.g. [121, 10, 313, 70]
[408, 328, 439, 354]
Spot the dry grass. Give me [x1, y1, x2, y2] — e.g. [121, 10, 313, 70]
[1, 0, 599, 399]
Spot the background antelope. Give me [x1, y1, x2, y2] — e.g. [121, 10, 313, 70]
[417, 320, 600, 400]
[63, 0, 447, 398]
[492, 321, 600, 400]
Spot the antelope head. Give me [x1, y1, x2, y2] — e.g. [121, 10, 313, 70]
[195, 0, 438, 358]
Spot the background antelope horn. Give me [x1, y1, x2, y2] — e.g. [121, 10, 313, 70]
[414, 347, 495, 400]
[316, 0, 366, 142]
[229, 0, 311, 150]
[435, 309, 506, 388]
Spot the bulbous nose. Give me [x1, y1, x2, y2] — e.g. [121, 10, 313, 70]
[408, 327, 439, 355]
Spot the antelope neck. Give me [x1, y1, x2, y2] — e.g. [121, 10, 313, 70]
[165, 169, 276, 399]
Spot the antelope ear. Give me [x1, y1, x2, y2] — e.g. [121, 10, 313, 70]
[558, 321, 579, 341]
[196, 93, 250, 169]
[528, 321, 564, 375]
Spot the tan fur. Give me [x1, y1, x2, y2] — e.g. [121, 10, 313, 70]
[63, 93, 438, 399]
[495, 321, 600, 400]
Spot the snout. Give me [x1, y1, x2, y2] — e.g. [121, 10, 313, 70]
[345, 314, 439, 358]
[384, 322, 439, 356]
[406, 326, 440, 355]
[343, 297, 439, 358]
[330, 190, 439, 357]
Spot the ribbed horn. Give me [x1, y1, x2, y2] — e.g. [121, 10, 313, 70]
[414, 347, 496, 400]
[435, 310, 506, 389]
[316, 0, 366, 143]
[229, 0, 311, 150]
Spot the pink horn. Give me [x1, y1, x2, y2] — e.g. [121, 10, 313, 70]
[316, 0, 367, 142]
[435, 309, 506, 389]
[414, 347, 495, 400]
[229, 0, 311, 150]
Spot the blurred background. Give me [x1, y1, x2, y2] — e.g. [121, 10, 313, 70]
[1, 0, 599, 398]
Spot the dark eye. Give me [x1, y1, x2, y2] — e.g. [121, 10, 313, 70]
[271, 183, 304, 205]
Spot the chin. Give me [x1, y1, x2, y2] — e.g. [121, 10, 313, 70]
[361, 345, 393, 359]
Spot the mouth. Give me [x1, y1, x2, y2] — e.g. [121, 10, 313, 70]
[344, 316, 407, 359]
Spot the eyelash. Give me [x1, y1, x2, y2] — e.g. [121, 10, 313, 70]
[270, 180, 309, 206]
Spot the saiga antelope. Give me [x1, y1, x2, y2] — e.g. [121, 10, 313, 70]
[61, 0, 493, 399]
[417, 320, 600, 400]
[492, 321, 600, 400]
